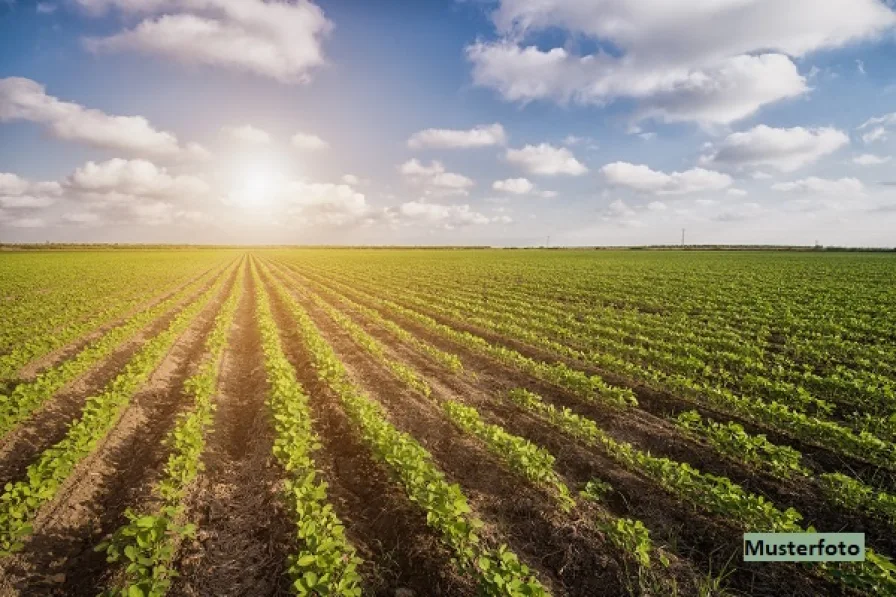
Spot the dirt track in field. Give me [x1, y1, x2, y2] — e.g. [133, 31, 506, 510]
[271, 260, 847, 597]
[0, 264, 240, 597]
[0, 266, 231, 491]
[171, 265, 293, 597]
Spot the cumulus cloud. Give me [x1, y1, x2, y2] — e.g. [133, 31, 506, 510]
[468, 0, 895, 125]
[0, 172, 62, 212]
[727, 188, 748, 196]
[81, 0, 332, 83]
[853, 153, 891, 165]
[221, 124, 271, 145]
[283, 180, 370, 226]
[398, 200, 493, 229]
[408, 123, 506, 149]
[861, 126, 888, 144]
[66, 158, 210, 199]
[291, 131, 328, 150]
[771, 176, 865, 195]
[600, 162, 732, 195]
[399, 159, 474, 195]
[492, 177, 534, 194]
[0, 76, 201, 157]
[701, 125, 849, 172]
[713, 202, 765, 222]
[505, 143, 587, 175]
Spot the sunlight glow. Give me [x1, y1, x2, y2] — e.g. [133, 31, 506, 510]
[234, 161, 284, 208]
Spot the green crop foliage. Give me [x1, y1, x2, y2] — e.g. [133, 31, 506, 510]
[252, 262, 363, 596]
[0, 264, 234, 557]
[263, 263, 550, 597]
[507, 388, 896, 595]
[675, 410, 810, 479]
[97, 261, 243, 597]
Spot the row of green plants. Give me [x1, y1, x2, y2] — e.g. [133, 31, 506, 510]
[262, 264, 551, 597]
[674, 410, 810, 479]
[302, 266, 896, 475]
[253, 263, 364, 596]
[268, 262, 463, 375]
[279, 263, 636, 409]
[818, 473, 896, 528]
[0, 254, 229, 382]
[0, 264, 233, 441]
[0, 269, 232, 556]
[506, 388, 896, 595]
[299, 260, 895, 450]
[278, 267, 578, 514]
[97, 264, 244, 597]
[442, 401, 575, 513]
[672, 411, 896, 538]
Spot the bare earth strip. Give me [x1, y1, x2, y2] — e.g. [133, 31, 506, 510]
[170, 266, 294, 597]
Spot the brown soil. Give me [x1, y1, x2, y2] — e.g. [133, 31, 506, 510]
[0, 263, 240, 597]
[170, 265, 294, 597]
[0, 266, 232, 490]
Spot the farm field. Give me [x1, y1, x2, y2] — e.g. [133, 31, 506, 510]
[0, 248, 895, 597]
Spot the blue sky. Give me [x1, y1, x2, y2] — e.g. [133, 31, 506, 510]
[1, 0, 896, 246]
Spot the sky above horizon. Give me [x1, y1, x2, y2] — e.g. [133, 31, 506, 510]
[1, 0, 896, 246]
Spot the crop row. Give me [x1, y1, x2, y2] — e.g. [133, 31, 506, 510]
[0, 265, 233, 556]
[253, 262, 364, 596]
[261, 263, 551, 596]
[98, 262, 244, 597]
[506, 388, 896, 595]
[288, 264, 896, 474]
[0, 263, 233, 441]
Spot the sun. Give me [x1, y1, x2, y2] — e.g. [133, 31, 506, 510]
[234, 161, 283, 208]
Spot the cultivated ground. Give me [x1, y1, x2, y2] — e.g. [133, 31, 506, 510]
[0, 248, 894, 597]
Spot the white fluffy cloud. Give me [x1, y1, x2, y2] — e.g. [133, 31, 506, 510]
[861, 127, 888, 143]
[701, 125, 849, 172]
[0, 77, 203, 157]
[0, 173, 62, 211]
[221, 124, 271, 145]
[407, 123, 506, 149]
[505, 143, 587, 175]
[469, 0, 895, 125]
[398, 201, 493, 229]
[772, 177, 865, 195]
[492, 177, 534, 194]
[291, 132, 329, 150]
[81, 0, 332, 83]
[853, 153, 891, 165]
[399, 159, 475, 195]
[66, 158, 210, 198]
[600, 162, 732, 195]
[284, 180, 369, 226]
